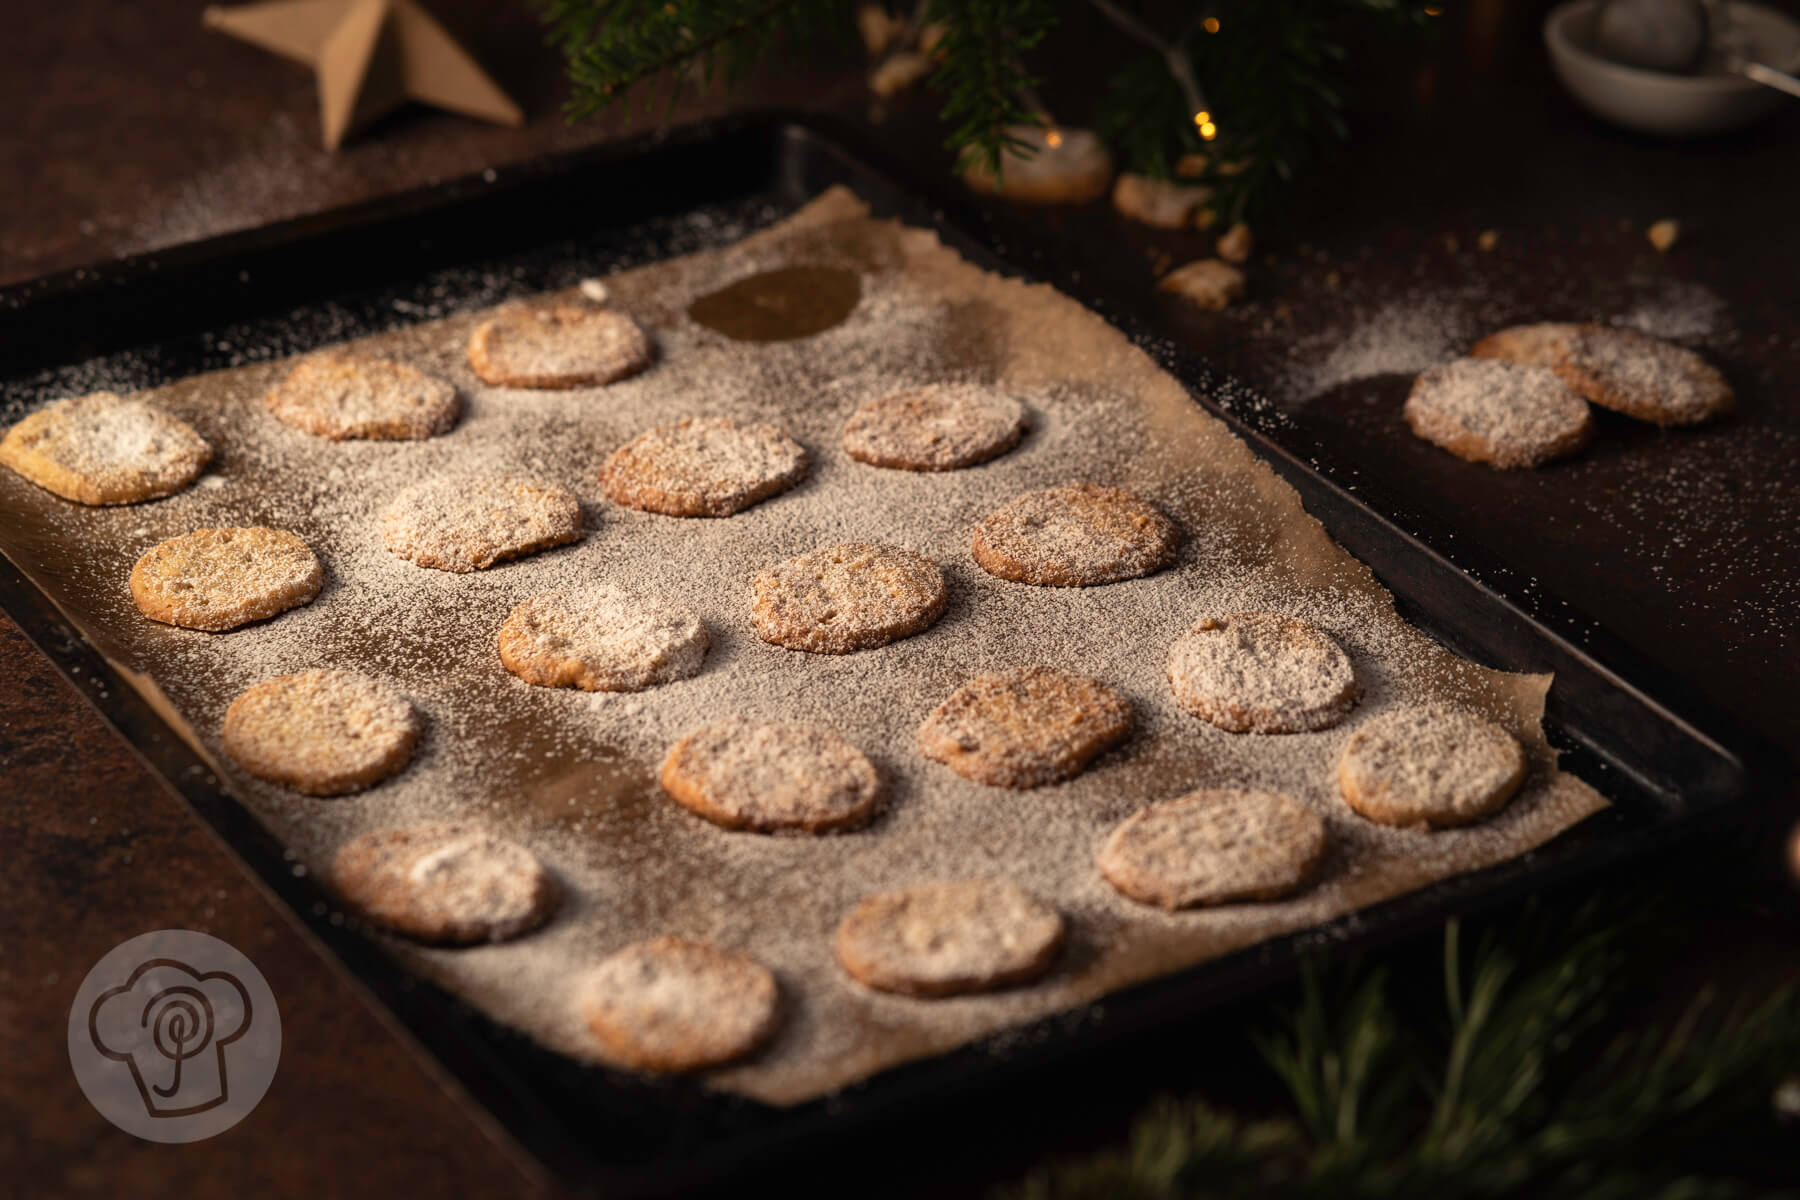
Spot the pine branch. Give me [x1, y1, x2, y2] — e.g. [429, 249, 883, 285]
[542, 0, 849, 118]
[926, 0, 1060, 177]
[1001, 895, 1800, 1200]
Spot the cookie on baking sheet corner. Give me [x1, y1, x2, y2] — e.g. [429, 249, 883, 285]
[1099, 788, 1329, 909]
[916, 666, 1133, 789]
[1405, 358, 1592, 469]
[330, 824, 560, 945]
[467, 303, 654, 389]
[0, 391, 211, 505]
[659, 719, 883, 834]
[972, 482, 1179, 587]
[383, 473, 582, 572]
[498, 586, 709, 692]
[1336, 704, 1528, 829]
[842, 384, 1027, 471]
[752, 540, 946, 654]
[130, 527, 323, 631]
[1472, 322, 1732, 427]
[834, 879, 1065, 997]
[1166, 611, 1359, 734]
[601, 417, 808, 518]
[580, 936, 782, 1073]
[222, 668, 420, 796]
[265, 351, 460, 441]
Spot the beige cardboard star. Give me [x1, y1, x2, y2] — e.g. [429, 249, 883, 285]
[203, 0, 524, 150]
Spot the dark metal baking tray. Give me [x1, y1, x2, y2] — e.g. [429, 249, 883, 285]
[0, 112, 1780, 1197]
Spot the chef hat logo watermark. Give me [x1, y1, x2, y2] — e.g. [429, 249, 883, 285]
[68, 930, 280, 1142]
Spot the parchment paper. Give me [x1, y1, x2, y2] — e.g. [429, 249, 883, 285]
[0, 188, 1606, 1105]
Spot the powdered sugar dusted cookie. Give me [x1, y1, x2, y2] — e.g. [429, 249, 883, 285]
[467, 303, 653, 389]
[959, 124, 1115, 205]
[0, 391, 211, 505]
[498, 586, 708, 692]
[330, 825, 560, 945]
[130, 527, 323, 631]
[1405, 358, 1592, 469]
[1469, 321, 1579, 370]
[842, 383, 1027, 471]
[972, 482, 1179, 586]
[265, 351, 460, 440]
[1099, 788, 1329, 909]
[601, 417, 808, 517]
[1167, 611, 1359, 734]
[1557, 325, 1733, 426]
[383, 474, 582, 572]
[835, 879, 1065, 997]
[580, 936, 781, 1072]
[1472, 322, 1733, 426]
[751, 540, 946, 654]
[917, 666, 1133, 788]
[222, 668, 420, 796]
[659, 719, 883, 834]
[1337, 705, 1528, 829]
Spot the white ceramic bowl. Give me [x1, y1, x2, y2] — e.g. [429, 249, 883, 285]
[1545, 0, 1800, 135]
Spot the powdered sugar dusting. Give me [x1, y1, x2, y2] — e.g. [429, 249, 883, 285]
[0, 190, 1606, 1106]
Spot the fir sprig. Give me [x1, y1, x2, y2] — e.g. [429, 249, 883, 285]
[927, 0, 1060, 178]
[541, 0, 851, 118]
[1004, 898, 1800, 1200]
[538, 1, 1438, 218]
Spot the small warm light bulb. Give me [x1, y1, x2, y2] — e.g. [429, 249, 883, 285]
[1203, 16, 1220, 33]
[1045, 128, 1064, 148]
[1424, 4, 1441, 12]
[1194, 110, 1210, 126]
[1199, 121, 1218, 140]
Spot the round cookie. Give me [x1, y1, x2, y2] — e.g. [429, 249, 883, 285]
[1556, 325, 1733, 426]
[959, 124, 1115, 205]
[1469, 321, 1579, 371]
[600, 417, 808, 518]
[467, 303, 654, 389]
[971, 482, 1179, 587]
[222, 668, 420, 796]
[659, 720, 883, 834]
[1336, 705, 1529, 829]
[751, 541, 946, 654]
[916, 666, 1133, 789]
[130, 527, 323, 632]
[0, 391, 211, 505]
[265, 351, 460, 440]
[580, 936, 781, 1072]
[842, 384, 1027, 471]
[1166, 611, 1359, 734]
[1404, 358, 1593, 469]
[498, 586, 709, 692]
[1098, 788, 1329, 909]
[834, 879, 1065, 997]
[383, 474, 582, 572]
[330, 825, 560, 945]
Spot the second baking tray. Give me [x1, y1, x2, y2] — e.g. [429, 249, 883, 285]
[0, 112, 1775, 1196]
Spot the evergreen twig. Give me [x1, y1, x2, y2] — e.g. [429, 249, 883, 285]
[1002, 895, 1800, 1199]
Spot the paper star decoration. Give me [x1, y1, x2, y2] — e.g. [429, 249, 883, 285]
[203, 0, 523, 151]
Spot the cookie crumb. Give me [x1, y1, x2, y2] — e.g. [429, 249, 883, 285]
[1216, 221, 1253, 264]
